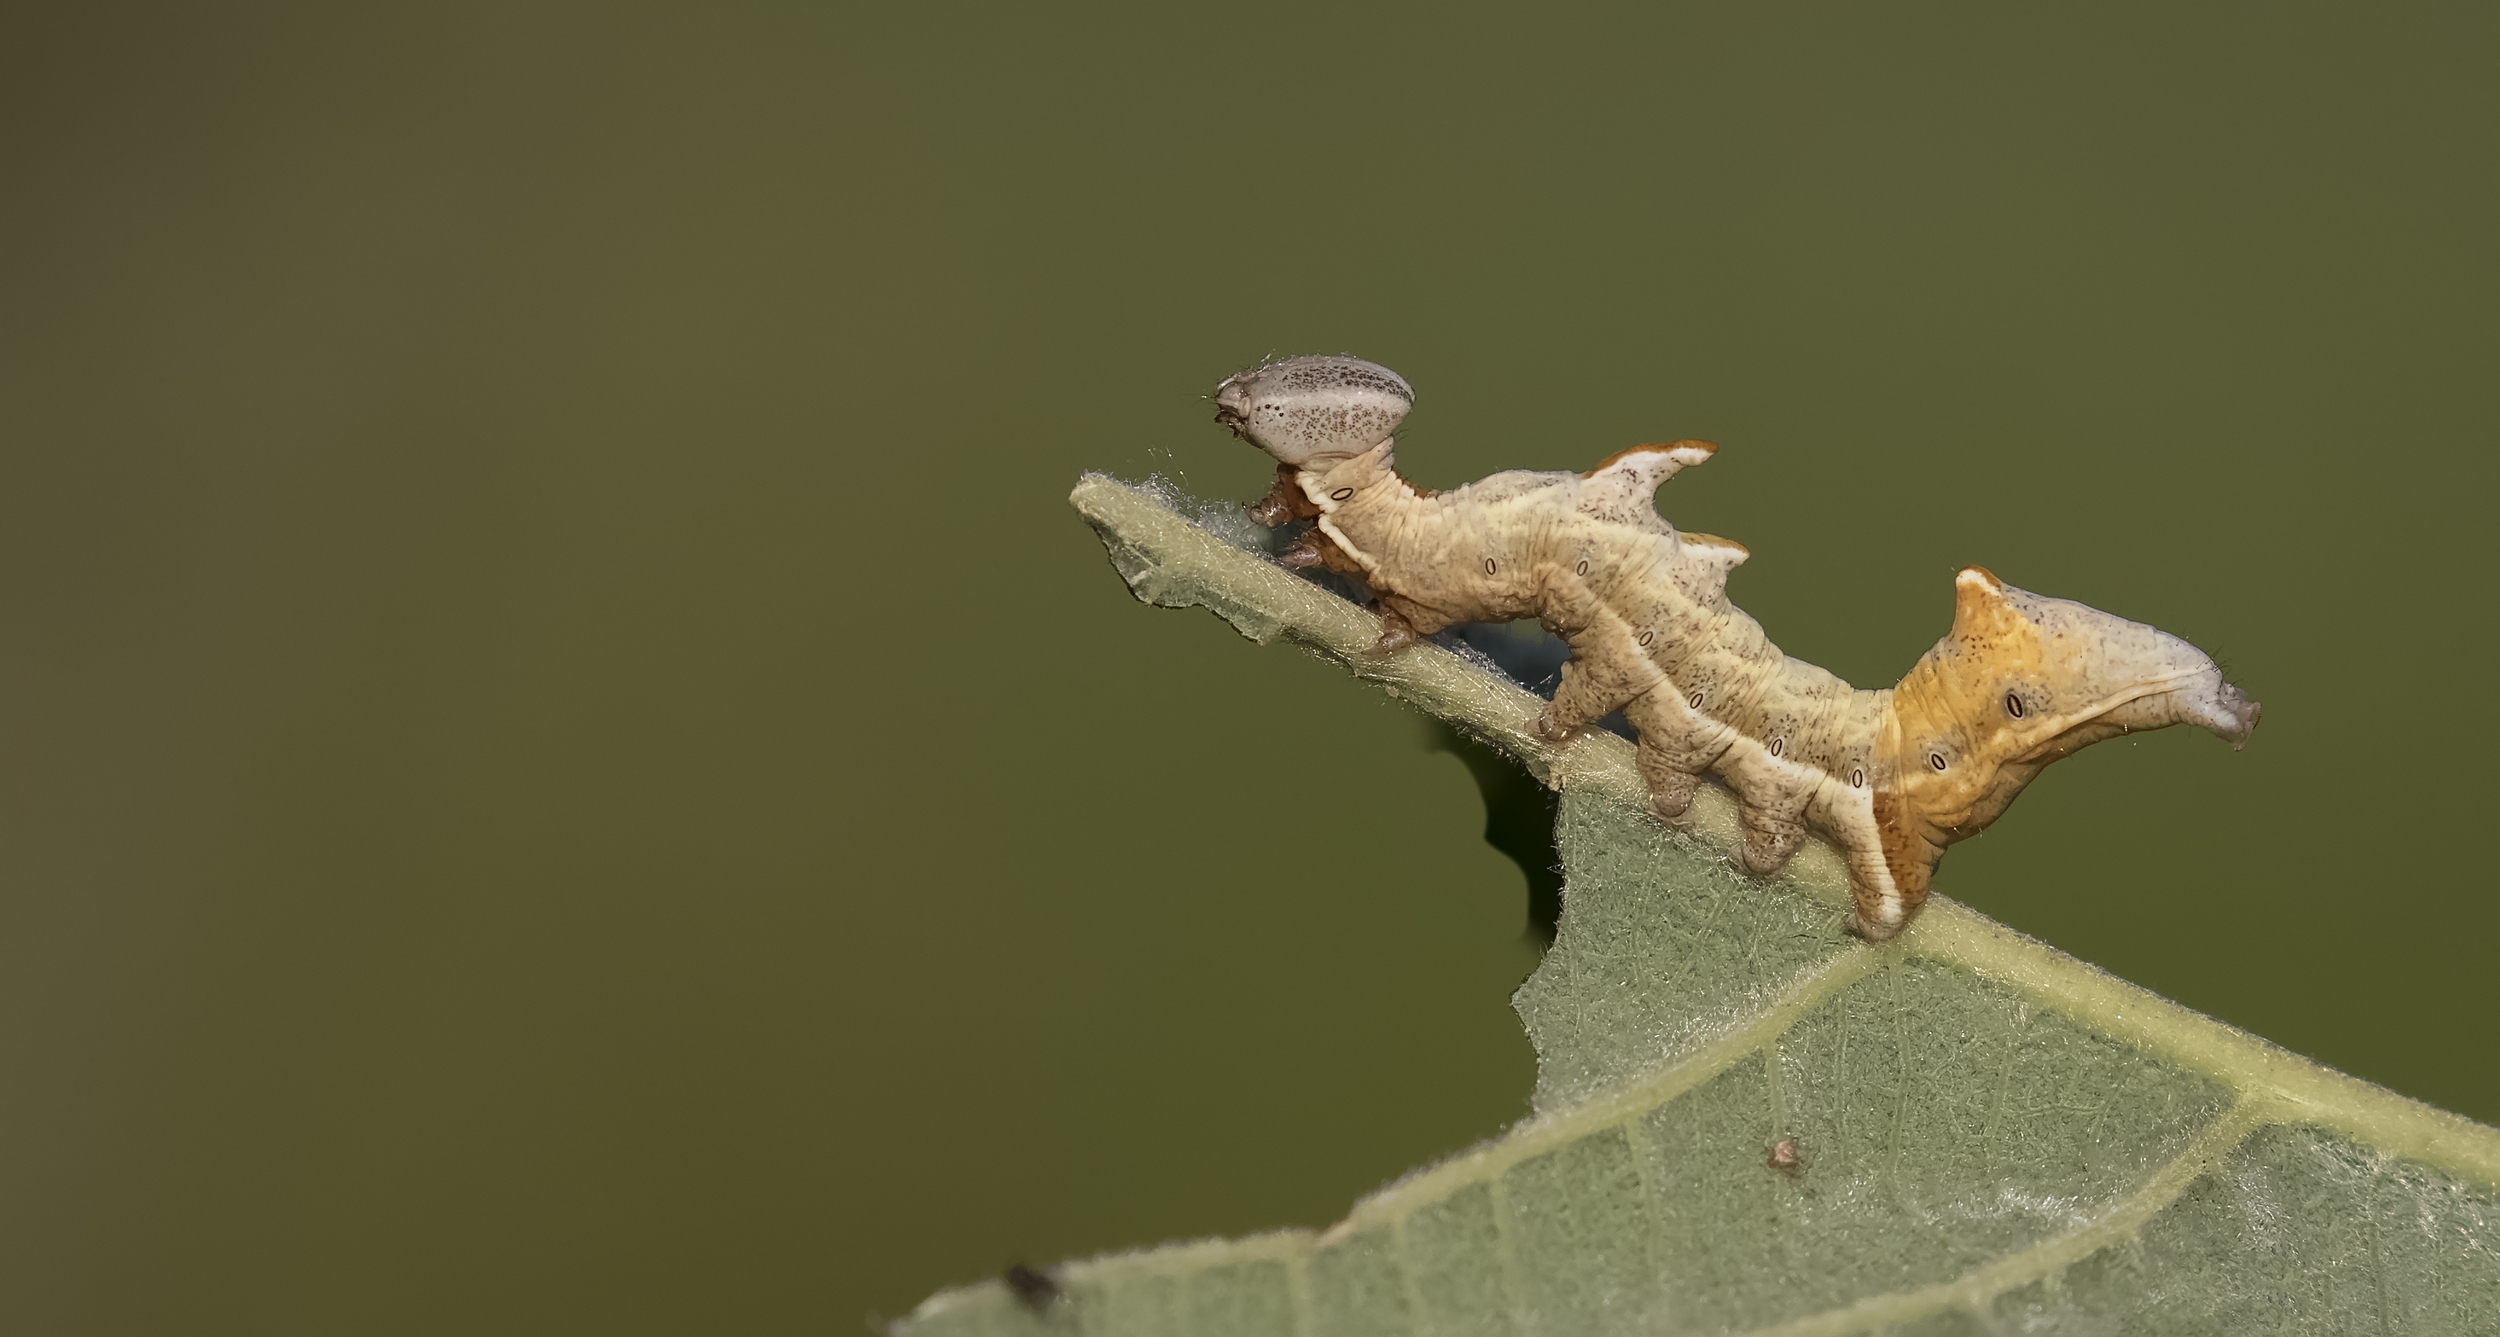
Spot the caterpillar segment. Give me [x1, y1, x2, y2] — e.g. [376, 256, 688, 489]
[1213, 355, 2259, 939]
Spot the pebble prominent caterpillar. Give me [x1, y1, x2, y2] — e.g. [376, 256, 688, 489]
[1213, 354, 2260, 940]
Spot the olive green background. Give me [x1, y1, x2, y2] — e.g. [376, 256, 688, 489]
[3, 3, 2492, 1332]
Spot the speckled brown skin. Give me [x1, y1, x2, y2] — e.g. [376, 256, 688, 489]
[1213, 356, 2260, 938]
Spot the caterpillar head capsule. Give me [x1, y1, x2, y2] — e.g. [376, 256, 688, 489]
[1213, 354, 1414, 468]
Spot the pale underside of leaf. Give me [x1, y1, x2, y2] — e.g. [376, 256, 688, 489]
[894, 477, 2500, 1336]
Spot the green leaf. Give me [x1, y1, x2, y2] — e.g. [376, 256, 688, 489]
[897, 477, 2500, 1336]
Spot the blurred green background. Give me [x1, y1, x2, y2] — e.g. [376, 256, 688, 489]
[3, 3, 2493, 1331]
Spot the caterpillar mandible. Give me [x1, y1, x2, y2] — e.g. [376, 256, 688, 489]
[1213, 354, 2261, 940]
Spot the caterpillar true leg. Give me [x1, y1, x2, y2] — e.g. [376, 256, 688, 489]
[1248, 468, 1309, 528]
[1277, 528, 1367, 576]
[1368, 595, 1436, 656]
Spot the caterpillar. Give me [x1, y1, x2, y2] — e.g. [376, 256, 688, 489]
[1213, 354, 2260, 940]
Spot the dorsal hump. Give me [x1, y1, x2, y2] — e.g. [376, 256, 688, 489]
[1576, 440, 1717, 526]
[1675, 531, 1749, 601]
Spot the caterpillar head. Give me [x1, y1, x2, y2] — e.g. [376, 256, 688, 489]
[1212, 355, 1414, 469]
